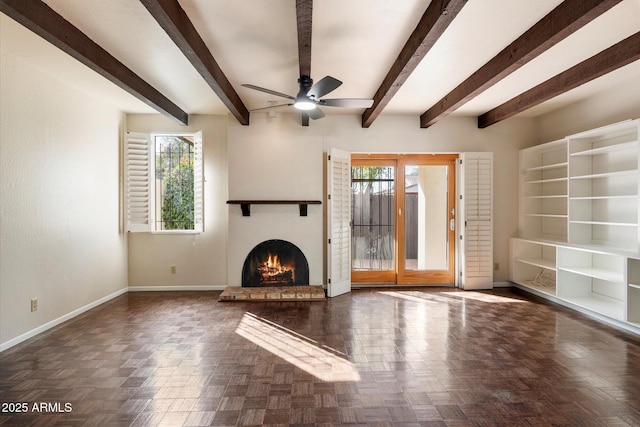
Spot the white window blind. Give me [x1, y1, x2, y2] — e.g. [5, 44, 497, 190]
[459, 152, 493, 289]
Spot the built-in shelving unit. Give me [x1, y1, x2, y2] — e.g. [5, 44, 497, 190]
[512, 119, 640, 334]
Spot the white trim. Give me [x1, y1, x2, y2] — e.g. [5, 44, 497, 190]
[0, 288, 128, 352]
[492, 281, 511, 288]
[128, 285, 225, 291]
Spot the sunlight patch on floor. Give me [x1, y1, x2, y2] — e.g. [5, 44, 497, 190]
[380, 290, 460, 304]
[235, 312, 360, 382]
[380, 290, 528, 305]
[442, 291, 528, 304]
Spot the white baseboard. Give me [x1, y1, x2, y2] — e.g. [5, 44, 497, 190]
[493, 281, 512, 288]
[128, 285, 225, 292]
[0, 287, 128, 353]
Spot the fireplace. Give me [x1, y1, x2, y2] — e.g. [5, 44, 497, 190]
[242, 240, 309, 287]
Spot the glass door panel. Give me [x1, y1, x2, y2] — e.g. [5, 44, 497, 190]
[398, 155, 456, 285]
[351, 161, 396, 283]
[404, 165, 449, 271]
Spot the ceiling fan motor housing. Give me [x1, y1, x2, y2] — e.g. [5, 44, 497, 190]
[298, 75, 314, 98]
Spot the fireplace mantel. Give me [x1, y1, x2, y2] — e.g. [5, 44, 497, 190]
[227, 200, 321, 217]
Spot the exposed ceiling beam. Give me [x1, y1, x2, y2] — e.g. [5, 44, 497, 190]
[296, 0, 313, 126]
[420, 0, 623, 128]
[140, 0, 249, 126]
[296, 0, 313, 79]
[0, 0, 189, 125]
[478, 32, 640, 128]
[362, 0, 467, 128]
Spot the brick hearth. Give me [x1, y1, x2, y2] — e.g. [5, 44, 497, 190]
[218, 285, 326, 301]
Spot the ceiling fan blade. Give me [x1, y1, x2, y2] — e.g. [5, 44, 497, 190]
[306, 107, 325, 120]
[307, 76, 342, 99]
[249, 103, 292, 112]
[320, 98, 374, 108]
[241, 84, 295, 100]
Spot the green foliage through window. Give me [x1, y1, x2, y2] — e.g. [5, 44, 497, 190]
[155, 136, 195, 230]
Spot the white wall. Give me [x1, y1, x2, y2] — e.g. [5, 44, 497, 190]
[1, 36, 127, 348]
[126, 114, 229, 289]
[226, 113, 537, 285]
[535, 71, 640, 142]
[227, 114, 325, 286]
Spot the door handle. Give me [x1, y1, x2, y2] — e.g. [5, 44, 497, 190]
[450, 219, 455, 231]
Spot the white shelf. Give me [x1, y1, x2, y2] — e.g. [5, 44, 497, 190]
[570, 140, 638, 157]
[515, 257, 556, 270]
[524, 162, 568, 172]
[570, 169, 638, 180]
[526, 213, 568, 218]
[566, 295, 625, 321]
[525, 195, 567, 199]
[513, 280, 556, 296]
[570, 195, 636, 200]
[558, 266, 623, 283]
[525, 177, 568, 184]
[569, 220, 637, 227]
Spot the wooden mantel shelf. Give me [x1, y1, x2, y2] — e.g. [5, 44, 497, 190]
[227, 200, 321, 217]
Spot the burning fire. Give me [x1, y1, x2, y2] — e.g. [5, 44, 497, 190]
[258, 253, 295, 283]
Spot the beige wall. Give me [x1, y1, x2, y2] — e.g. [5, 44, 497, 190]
[126, 114, 229, 289]
[535, 70, 640, 143]
[1, 38, 128, 349]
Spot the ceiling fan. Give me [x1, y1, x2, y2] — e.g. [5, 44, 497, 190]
[242, 75, 374, 120]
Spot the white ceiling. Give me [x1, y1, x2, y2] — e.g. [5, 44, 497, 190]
[3, 0, 639, 123]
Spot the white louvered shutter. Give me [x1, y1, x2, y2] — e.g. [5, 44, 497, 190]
[327, 148, 351, 297]
[459, 152, 493, 289]
[193, 131, 204, 233]
[125, 132, 152, 232]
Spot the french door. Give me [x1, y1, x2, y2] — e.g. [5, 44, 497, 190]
[351, 154, 457, 285]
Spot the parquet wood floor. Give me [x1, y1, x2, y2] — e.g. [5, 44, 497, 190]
[2, 287, 640, 426]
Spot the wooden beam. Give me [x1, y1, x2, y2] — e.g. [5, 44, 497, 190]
[420, 0, 623, 128]
[140, 0, 249, 126]
[362, 0, 467, 128]
[296, 0, 313, 126]
[478, 32, 640, 128]
[0, 0, 188, 125]
[296, 0, 313, 79]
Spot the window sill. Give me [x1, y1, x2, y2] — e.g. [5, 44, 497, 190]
[150, 230, 201, 235]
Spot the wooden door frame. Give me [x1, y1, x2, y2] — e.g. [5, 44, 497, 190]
[350, 153, 458, 285]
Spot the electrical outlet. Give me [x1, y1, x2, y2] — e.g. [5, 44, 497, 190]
[30, 298, 38, 312]
[170, 265, 177, 274]
[494, 262, 500, 271]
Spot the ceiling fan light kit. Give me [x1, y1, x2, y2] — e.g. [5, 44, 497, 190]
[294, 95, 317, 111]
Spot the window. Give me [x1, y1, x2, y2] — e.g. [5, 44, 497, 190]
[125, 131, 203, 233]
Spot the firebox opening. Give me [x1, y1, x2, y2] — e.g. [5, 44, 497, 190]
[242, 240, 309, 287]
